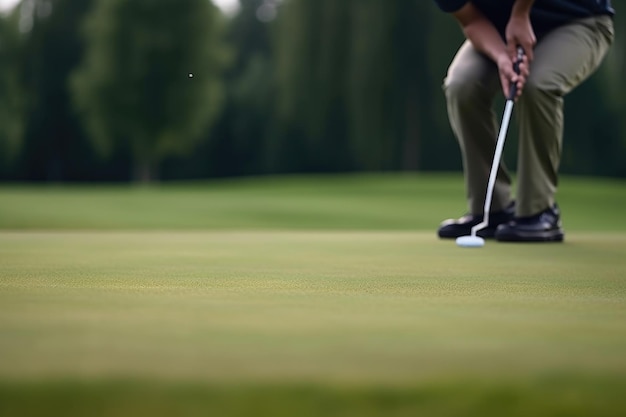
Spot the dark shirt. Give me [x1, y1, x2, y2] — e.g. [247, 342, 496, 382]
[433, 0, 614, 37]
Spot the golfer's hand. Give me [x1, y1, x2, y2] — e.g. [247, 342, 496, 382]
[505, 15, 536, 62]
[496, 52, 529, 100]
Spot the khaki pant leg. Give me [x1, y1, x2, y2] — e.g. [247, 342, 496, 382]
[516, 16, 614, 216]
[444, 41, 513, 215]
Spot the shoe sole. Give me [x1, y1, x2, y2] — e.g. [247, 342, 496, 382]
[495, 229, 564, 243]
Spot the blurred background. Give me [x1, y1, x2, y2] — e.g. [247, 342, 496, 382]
[0, 0, 623, 183]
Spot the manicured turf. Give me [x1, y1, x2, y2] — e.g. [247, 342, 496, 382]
[0, 173, 624, 231]
[1, 174, 626, 416]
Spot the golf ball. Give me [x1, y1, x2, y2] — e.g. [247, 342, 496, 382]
[456, 236, 485, 248]
[188, 73, 193, 78]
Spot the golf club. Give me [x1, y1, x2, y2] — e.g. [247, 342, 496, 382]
[457, 46, 525, 248]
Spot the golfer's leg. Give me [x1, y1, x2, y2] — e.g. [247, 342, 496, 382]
[444, 41, 512, 215]
[516, 16, 614, 216]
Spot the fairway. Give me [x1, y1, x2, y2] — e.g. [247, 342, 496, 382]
[1, 174, 626, 416]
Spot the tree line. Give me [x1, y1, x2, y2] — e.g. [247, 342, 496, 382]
[0, 0, 623, 182]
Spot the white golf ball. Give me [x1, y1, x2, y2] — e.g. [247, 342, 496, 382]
[188, 73, 193, 78]
[456, 236, 485, 248]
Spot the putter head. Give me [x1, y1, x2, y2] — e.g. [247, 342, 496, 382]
[456, 235, 485, 248]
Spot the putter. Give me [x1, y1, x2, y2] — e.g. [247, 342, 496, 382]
[457, 47, 525, 248]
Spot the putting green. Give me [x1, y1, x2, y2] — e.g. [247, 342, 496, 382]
[2, 230, 625, 383]
[1, 175, 625, 416]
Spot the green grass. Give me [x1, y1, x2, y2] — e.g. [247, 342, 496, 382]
[0, 173, 624, 231]
[2, 377, 626, 417]
[1, 174, 626, 416]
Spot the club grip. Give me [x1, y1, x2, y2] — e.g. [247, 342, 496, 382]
[508, 46, 525, 101]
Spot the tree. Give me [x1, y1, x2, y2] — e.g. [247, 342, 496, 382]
[3, 0, 98, 181]
[603, 10, 626, 175]
[274, 0, 354, 172]
[72, 0, 227, 181]
[273, 0, 455, 172]
[346, 0, 436, 170]
[204, 0, 278, 177]
[0, 12, 25, 171]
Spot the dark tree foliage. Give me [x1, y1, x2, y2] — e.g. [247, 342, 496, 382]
[0, 0, 623, 181]
[72, 0, 227, 182]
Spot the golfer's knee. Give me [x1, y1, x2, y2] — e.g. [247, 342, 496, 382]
[524, 72, 564, 98]
[444, 75, 485, 107]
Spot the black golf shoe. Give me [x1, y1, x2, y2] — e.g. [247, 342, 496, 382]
[437, 202, 515, 239]
[495, 204, 564, 242]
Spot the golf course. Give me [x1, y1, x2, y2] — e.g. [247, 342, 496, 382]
[1, 173, 626, 416]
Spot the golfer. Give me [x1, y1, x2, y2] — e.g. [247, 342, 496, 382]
[435, 0, 614, 242]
